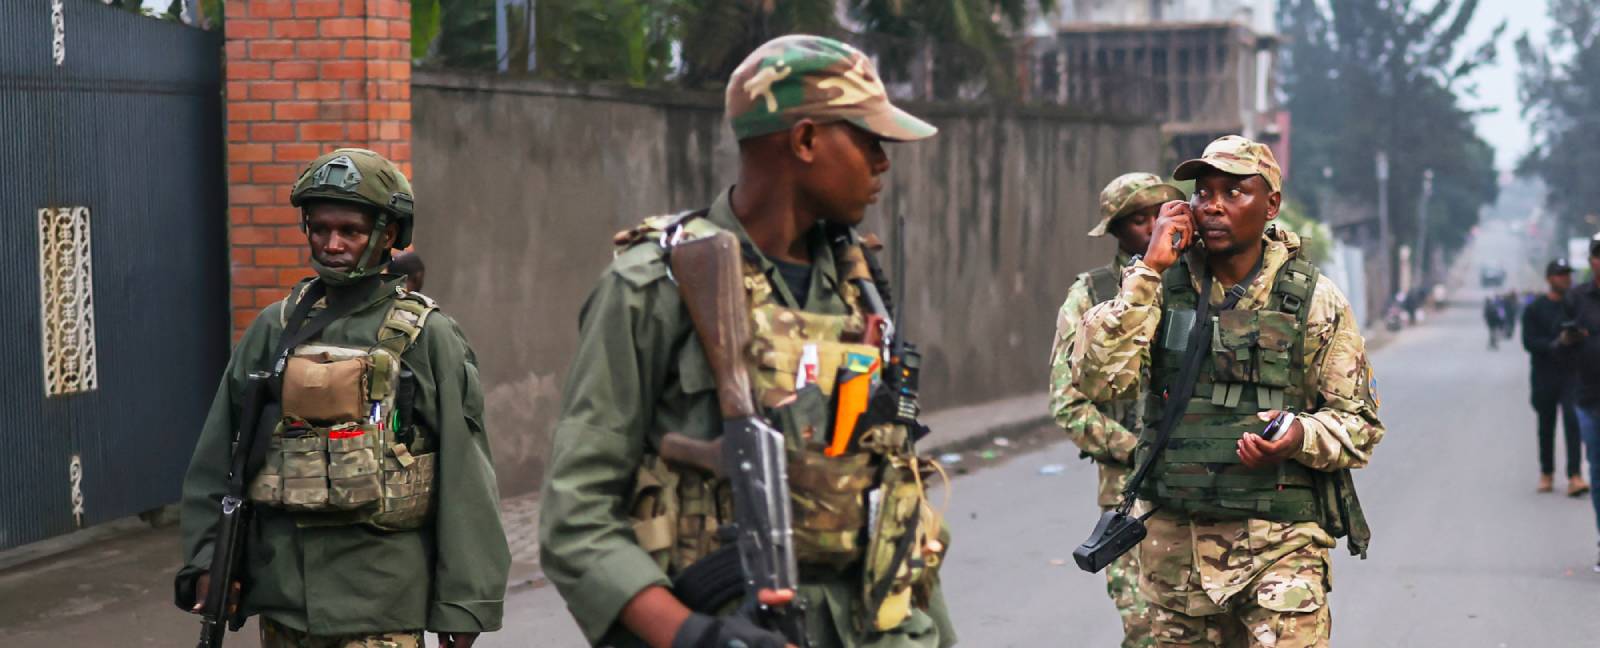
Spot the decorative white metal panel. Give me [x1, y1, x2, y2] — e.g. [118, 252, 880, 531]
[37, 206, 97, 397]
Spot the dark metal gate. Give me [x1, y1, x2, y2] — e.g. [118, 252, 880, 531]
[0, 1, 228, 550]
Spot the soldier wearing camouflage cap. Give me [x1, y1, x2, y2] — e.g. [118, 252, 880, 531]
[175, 149, 509, 648]
[540, 35, 954, 648]
[1072, 135, 1382, 647]
[1049, 172, 1182, 648]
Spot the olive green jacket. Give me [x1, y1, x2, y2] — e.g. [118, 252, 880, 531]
[176, 276, 510, 635]
[539, 189, 954, 646]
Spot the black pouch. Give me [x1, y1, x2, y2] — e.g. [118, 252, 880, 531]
[1072, 508, 1148, 573]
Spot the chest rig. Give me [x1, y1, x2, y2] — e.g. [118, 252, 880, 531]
[1138, 255, 1321, 522]
[1079, 262, 1144, 435]
[617, 211, 944, 632]
[246, 281, 439, 531]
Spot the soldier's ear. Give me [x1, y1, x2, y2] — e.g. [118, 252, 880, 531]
[1265, 190, 1282, 221]
[790, 119, 819, 164]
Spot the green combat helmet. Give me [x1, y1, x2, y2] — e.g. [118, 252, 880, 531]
[1088, 172, 1185, 237]
[290, 148, 415, 282]
[726, 34, 936, 142]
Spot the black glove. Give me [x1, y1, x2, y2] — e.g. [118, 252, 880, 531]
[671, 612, 788, 648]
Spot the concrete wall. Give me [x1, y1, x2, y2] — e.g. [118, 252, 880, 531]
[411, 71, 1162, 495]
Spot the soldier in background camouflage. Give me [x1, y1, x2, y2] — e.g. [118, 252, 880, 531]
[1072, 136, 1383, 647]
[540, 35, 953, 648]
[1050, 172, 1183, 648]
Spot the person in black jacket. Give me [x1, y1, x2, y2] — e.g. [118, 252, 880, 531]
[1568, 237, 1600, 572]
[1522, 259, 1588, 496]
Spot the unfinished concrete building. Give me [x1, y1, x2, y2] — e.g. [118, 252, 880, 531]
[1034, 0, 1285, 168]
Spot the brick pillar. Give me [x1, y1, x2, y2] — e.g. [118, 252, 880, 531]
[224, 0, 412, 337]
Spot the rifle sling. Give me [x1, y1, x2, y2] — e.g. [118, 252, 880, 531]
[1118, 265, 1217, 511]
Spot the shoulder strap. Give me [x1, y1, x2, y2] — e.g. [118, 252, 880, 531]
[1085, 264, 1120, 305]
[1268, 257, 1319, 325]
[272, 277, 381, 373]
[1118, 266, 1215, 514]
[377, 289, 439, 357]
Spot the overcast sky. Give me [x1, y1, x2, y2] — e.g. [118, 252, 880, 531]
[1468, 0, 1553, 172]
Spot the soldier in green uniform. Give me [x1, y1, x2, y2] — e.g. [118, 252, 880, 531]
[1050, 172, 1183, 648]
[1072, 136, 1382, 647]
[174, 149, 510, 648]
[539, 35, 956, 648]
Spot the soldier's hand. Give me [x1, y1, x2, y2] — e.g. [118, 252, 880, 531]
[1237, 410, 1306, 468]
[1143, 200, 1195, 274]
[436, 632, 478, 647]
[190, 572, 242, 617]
[671, 611, 793, 648]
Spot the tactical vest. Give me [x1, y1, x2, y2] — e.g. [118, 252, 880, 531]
[1078, 261, 1143, 435]
[1138, 255, 1322, 522]
[617, 212, 944, 632]
[246, 281, 439, 531]
[1080, 263, 1121, 306]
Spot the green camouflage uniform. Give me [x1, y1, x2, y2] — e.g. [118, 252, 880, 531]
[1051, 172, 1182, 648]
[538, 36, 953, 648]
[1072, 138, 1383, 648]
[175, 151, 510, 644]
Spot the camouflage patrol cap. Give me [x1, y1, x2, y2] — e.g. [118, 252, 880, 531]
[726, 35, 937, 142]
[1172, 135, 1283, 193]
[1088, 172, 1186, 237]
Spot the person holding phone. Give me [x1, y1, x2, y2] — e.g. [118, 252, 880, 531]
[1520, 259, 1587, 496]
[1071, 136, 1384, 647]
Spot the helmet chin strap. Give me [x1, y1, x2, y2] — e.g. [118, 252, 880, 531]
[350, 212, 392, 278]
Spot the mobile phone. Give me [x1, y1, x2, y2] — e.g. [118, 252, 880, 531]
[1261, 411, 1296, 442]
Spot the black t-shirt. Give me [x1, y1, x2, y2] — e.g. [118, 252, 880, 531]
[770, 257, 813, 310]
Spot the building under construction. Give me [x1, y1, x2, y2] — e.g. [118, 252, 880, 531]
[1033, 1, 1286, 168]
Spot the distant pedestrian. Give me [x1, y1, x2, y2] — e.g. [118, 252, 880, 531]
[390, 250, 426, 293]
[1484, 296, 1505, 349]
[1521, 259, 1587, 496]
[1564, 235, 1600, 572]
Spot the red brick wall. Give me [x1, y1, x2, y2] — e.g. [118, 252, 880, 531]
[224, 0, 412, 337]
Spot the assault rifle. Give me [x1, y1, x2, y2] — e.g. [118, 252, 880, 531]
[195, 371, 272, 648]
[658, 232, 810, 648]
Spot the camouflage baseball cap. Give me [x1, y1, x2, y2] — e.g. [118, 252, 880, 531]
[1172, 135, 1282, 193]
[726, 35, 937, 142]
[1088, 172, 1186, 237]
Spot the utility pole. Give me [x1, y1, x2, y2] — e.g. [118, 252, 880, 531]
[1414, 168, 1434, 286]
[1376, 151, 1392, 299]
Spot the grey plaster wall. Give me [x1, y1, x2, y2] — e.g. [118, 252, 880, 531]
[412, 71, 1162, 495]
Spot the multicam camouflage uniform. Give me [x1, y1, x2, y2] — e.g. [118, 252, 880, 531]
[1072, 137, 1383, 648]
[1050, 172, 1182, 648]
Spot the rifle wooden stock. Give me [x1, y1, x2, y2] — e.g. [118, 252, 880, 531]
[658, 432, 724, 477]
[670, 232, 757, 420]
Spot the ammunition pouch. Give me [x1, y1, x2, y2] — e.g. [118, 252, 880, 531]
[860, 452, 946, 633]
[248, 285, 439, 531]
[629, 455, 733, 573]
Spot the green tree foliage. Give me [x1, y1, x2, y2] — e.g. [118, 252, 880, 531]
[1516, 0, 1600, 238]
[412, 0, 1049, 96]
[848, 0, 1050, 100]
[1280, 0, 1501, 261]
[675, 0, 843, 87]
